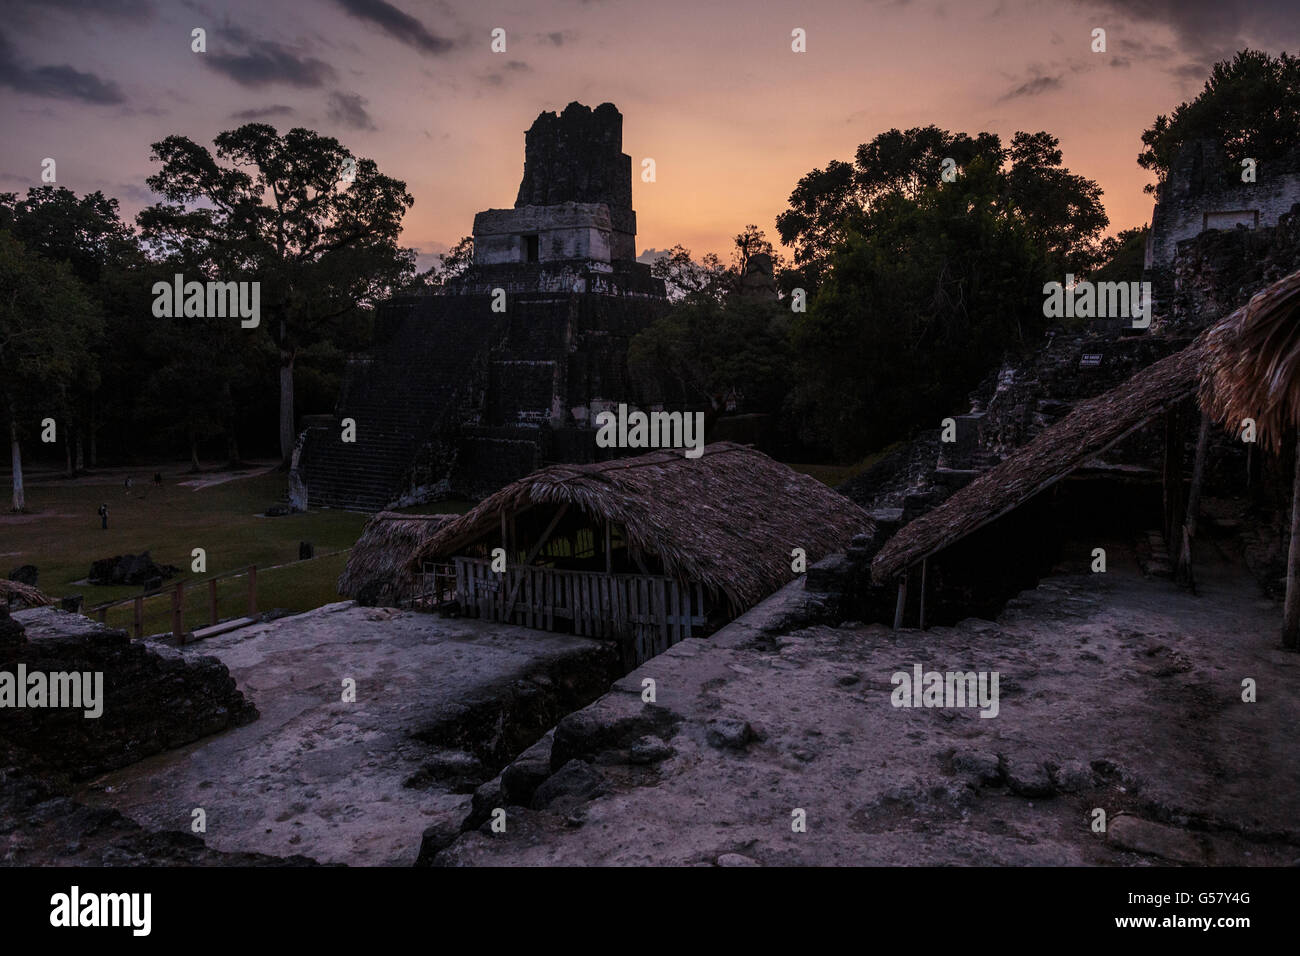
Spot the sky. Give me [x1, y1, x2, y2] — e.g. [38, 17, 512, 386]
[2, 0, 1298, 272]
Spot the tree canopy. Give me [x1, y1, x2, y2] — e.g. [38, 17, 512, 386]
[777, 125, 1107, 294]
[138, 124, 416, 461]
[790, 156, 1049, 458]
[1139, 49, 1300, 194]
[0, 231, 102, 509]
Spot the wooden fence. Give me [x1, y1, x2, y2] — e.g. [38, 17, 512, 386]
[451, 557, 705, 666]
[88, 565, 258, 644]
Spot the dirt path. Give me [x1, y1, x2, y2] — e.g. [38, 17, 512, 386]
[16, 461, 279, 489]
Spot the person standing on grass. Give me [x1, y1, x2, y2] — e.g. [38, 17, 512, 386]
[98, 503, 108, 530]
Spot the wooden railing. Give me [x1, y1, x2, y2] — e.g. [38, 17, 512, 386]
[452, 557, 705, 666]
[87, 565, 258, 644]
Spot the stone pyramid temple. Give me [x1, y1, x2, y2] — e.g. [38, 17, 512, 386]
[293, 102, 668, 509]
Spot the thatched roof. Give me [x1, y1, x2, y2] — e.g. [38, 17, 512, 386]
[1201, 268, 1300, 453]
[409, 442, 875, 614]
[339, 511, 457, 599]
[0, 579, 56, 609]
[872, 343, 1206, 584]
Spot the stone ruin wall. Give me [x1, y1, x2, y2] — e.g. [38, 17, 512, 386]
[1164, 201, 1300, 330]
[0, 606, 257, 782]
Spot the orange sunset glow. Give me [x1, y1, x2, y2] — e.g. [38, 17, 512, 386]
[4, 0, 1298, 269]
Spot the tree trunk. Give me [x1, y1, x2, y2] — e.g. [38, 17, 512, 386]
[75, 426, 85, 473]
[279, 335, 295, 465]
[1284, 432, 1300, 649]
[10, 417, 24, 512]
[89, 398, 97, 468]
[223, 380, 241, 465]
[64, 434, 73, 478]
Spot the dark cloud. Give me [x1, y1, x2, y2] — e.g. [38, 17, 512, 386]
[332, 0, 454, 55]
[230, 104, 296, 120]
[9, 0, 153, 20]
[1169, 60, 1213, 82]
[204, 39, 336, 88]
[0, 31, 125, 104]
[1074, 0, 1300, 58]
[482, 60, 532, 87]
[327, 90, 376, 130]
[998, 73, 1063, 101]
[538, 30, 577, 46]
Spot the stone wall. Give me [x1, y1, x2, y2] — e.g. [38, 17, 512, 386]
[304, 102, 669, 509]
[473, 202, 614, 267]
[1145, 139, 1300, 270]
[1161, 201, 1300, 329]
[0, 606, 258, 781]
[513, 102, 635, 262]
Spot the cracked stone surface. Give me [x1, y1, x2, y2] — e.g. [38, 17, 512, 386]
[435, 551, 1300, 866]
[73, 603, 618, 866]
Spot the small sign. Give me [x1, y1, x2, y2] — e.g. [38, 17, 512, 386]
[1079, 353, 1103, 368]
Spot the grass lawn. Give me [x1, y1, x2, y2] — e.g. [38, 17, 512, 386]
[0, 466, 470, 635]
[786, 446, 897, 488]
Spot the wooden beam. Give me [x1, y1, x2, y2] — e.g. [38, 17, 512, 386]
[1284, 431, 1300, 649]
[521, 505, 569, 567]
[1178, 412, 1211, 588]
[919, 558, 928, 630]
[893, 574, 908, 630]
[1162, 407, 1182, 547]
[502, 505, 571, 620]
[604, 521, 612, 574]
[172, 582, 185, 643]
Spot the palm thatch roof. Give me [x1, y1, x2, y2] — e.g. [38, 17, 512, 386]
[409, 442, 875, 614]
[0, 579, 56, 609]
[1201, 268, 1300, 452]
[339, 511, 458, 600]
[872, 343, 1206, 584]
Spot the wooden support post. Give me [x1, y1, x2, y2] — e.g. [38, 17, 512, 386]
[247, 565, 257, 617]
[97, 607, 107, 624]
[604, 522, 612, 574]
[1162, 408, 1183, 547]
[1284, 432, 1300, 649]
[172, 582, 185, 643]
[893, 573, 908, 630]
[208, 578, 219, 626]
[1178, 413, 1211, 587]
[919, 559, 928, 630]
